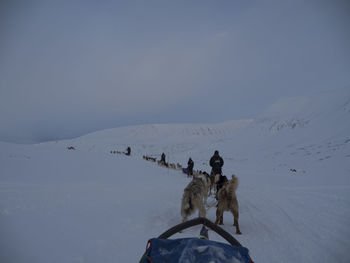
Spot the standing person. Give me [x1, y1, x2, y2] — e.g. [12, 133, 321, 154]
[125, 146, 131, 156]
[160, 152, 166, 165]
[209, 150, 224, 176]
[187, 157, 194, 177]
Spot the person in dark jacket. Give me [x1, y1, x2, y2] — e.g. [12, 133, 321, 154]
[187, 157, 194, 177]
[125, 146, 131, 156]
[160, 152, 166, 164]
[209, 150, 224, 176]
[210, 150, 226, 198]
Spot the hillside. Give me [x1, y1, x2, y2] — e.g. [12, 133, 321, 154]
[45, 87, 350, 182]
[44, 119, 252, 162]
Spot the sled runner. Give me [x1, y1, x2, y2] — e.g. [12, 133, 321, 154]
[139, 217, 254, 263]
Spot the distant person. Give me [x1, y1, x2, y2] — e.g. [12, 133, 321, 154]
[187, 157, 194, 176]
[125, 147, 131, 156]
[160, 152, 166, 164]
[209, 150, 224, 176]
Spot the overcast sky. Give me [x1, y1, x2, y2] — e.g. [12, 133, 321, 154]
[1, 0, 349, 143]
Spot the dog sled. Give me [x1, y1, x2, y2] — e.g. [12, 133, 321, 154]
[139, 217, 254, 263]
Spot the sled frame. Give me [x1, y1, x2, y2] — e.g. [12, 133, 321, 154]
[158, 217, 242, 247]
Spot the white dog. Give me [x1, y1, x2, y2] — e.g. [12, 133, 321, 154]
[181, 175, 209, 222]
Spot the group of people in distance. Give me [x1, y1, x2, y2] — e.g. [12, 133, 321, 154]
[128, 148, 227, 195]
[187, 150, 227, 195]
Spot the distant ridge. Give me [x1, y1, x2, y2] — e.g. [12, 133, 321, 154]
[40, 87, 349, 177]
[255, 87, 350, 133]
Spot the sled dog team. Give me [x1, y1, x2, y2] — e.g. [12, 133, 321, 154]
[122, 148, 241, 234]
[181, 151, 242, 235]
[181, 173, 241, 234]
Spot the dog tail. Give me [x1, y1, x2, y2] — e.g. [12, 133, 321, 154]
[231, 174, 239, 191]
[222, 175, 239, 201]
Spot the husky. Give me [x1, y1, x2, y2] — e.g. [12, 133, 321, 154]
[181, 175, 209, 222]
[215, 174, 242, 234]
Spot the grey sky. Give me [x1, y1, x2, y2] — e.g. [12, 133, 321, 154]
[1, 0, 349, 143]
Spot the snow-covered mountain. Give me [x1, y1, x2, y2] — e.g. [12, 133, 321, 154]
[0, 87, 349, 263]
[47, 119, 252, 156]
[255, 87, 350, 137]
[234, 87, 350, 183]
[45, 87, 350, 182]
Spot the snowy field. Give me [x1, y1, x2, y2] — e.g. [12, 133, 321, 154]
[1, 88, 349, 263]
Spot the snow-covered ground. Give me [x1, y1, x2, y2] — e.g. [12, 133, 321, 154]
[1, 88, 349, 262]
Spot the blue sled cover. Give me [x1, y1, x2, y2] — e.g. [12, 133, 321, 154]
[140, 237, 252, 263]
